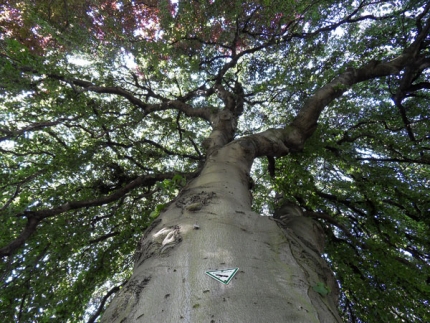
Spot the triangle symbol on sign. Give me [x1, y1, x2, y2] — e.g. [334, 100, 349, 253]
[205, 268, 239, 285]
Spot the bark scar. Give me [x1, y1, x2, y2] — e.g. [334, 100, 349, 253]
[134, 222, 182, 267]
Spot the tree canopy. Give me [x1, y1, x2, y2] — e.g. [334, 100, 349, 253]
[1, 0, 429, 322]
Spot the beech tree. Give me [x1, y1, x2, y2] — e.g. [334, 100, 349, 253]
[1, 0, 429, 322]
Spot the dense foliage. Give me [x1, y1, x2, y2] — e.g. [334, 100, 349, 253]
[1, 0, 429, 322]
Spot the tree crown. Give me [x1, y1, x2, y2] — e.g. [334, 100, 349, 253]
[1, 0, 429, 322]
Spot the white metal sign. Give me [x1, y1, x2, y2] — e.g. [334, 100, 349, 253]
[205, 268, 239, 285]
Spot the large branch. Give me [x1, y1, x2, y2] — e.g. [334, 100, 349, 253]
[244, 16, 430, 157]
[87, 280, 128, 323]
[60, 77, 212, 121]
[101, 138, 203, 161]
[11, 67, 213, 122]
[0, 116, 82, 142]
[291, 55, 412, 139]
[290, 12, 430, 142]
[0, 172, 186, 257]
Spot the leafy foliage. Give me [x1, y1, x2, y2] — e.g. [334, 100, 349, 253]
[1, 0, 429, 322]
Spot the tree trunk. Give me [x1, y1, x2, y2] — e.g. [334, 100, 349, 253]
[101, 142, 342, 322]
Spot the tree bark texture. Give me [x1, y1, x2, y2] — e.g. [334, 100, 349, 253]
[101, 140, 342, 323]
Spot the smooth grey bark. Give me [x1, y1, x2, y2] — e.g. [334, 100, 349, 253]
[101, 140, 342, 323]
[101, 22, 430, 321]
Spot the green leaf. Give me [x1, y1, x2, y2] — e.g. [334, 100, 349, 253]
[313, 282, 331, 296]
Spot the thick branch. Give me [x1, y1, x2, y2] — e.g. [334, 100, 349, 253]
[67, 77, 212, 120]
[292, 56, 411, 138]
[0, 217, 40, 259]
[100, 139, 202, 161]
[407, 81, 430, 92]
[0, 116, 81, 142]
[31, 173, 181, 218]
[0, 172, 185, 257]
[14, 69, 213, 121]
[242, 45, 426, 158]
[87, 280, 128, 323]
[144, 99, 211, 120]
[292, 12, 430, 139]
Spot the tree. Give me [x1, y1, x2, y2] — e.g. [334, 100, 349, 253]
[1, 0, 429, 322]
